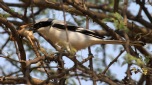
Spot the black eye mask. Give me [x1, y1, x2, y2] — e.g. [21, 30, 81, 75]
[31, 18, 54, 32]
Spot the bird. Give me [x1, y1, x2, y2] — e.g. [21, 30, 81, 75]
[30, 18, 142, 55]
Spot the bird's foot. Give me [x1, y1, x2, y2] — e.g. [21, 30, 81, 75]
[56, 42, 77, 56]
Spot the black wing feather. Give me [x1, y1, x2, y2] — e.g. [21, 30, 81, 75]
[52, 24, 104, 39]
[76, 29, 104, 39]
[53, 24, 78, 31]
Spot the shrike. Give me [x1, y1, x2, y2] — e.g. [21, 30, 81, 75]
[30, 18, 142, 54]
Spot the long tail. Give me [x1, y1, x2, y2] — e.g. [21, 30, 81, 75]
[92, 39, 144, 46]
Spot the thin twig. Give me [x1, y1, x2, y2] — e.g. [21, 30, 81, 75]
[114, 0, 119, 12]
[102, 50, 125, 74]
[81, 55, 92, 64]
[136, 0, 152, 23]
[30, 0, 35, 23]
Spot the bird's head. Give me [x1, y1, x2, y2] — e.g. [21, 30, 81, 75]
[30, 18, 54, 32]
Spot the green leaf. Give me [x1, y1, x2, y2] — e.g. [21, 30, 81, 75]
[113, 12, 123, 20]
[142, 67, 148, 75]
[102, 17, 115, 22]
[0, 13, 10, 18]
[10, 8, 15, 13]
[103, 12, 129, 32]
[144, 57, 150, 64]
[123, 54, 145, 67]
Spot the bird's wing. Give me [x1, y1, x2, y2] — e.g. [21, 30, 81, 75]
[52, 23, 104, 39]
[76, 28, 104, 39]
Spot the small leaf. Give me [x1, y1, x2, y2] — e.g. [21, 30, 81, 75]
[106, 12, 129, 32]
[124, 54, 145, 67]
[102, 17, 115, 22]
[136, 58, 144, 67]
[113, 12, 123, 20]
[142, 68, 148, 75]
[144, 57, 150, 64]
[121, 61, 127, 66]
